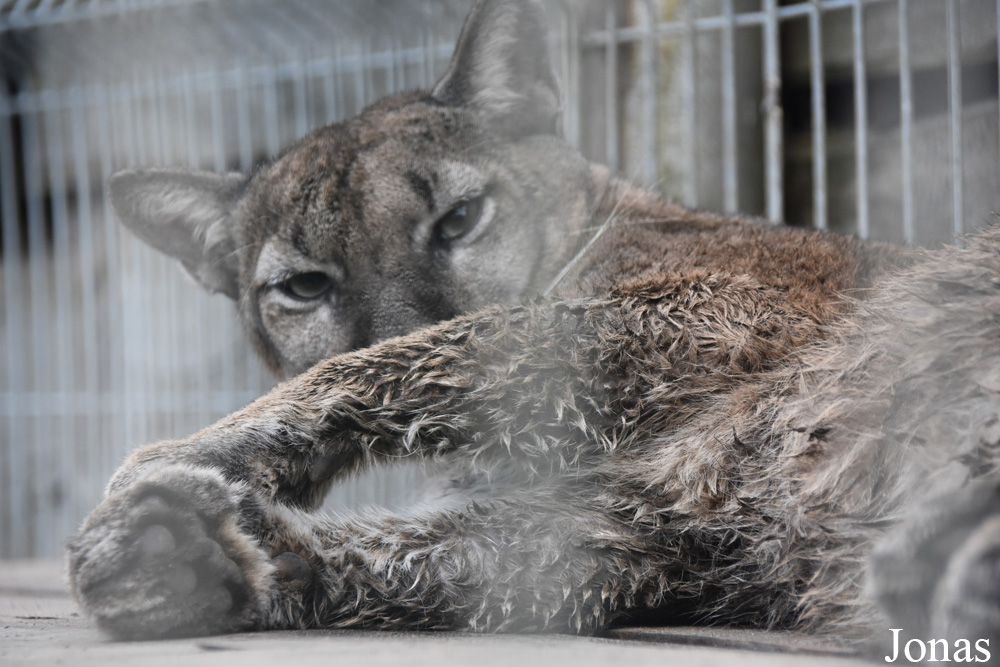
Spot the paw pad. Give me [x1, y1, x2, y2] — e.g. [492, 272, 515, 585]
[163, 563, 197, 596]
[138, 524, 177, 558]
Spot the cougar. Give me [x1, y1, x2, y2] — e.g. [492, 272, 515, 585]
[68, 0, 1000, 651]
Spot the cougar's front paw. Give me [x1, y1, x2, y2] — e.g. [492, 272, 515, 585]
[67, 465, 275, 639]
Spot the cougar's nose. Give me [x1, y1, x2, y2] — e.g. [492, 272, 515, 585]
[349, 285, 439, 349]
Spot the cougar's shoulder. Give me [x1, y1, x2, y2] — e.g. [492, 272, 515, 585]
[561, 176, 909, 329]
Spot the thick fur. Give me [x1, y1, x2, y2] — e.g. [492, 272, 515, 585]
[69, 0, 1000, 646]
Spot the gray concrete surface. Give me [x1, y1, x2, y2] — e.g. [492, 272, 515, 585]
[0, 559, 874, 667]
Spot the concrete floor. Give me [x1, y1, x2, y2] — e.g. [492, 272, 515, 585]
[0, 559, 874, 667]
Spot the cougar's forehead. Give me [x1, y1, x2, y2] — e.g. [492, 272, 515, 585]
[244, 96, 477, 266]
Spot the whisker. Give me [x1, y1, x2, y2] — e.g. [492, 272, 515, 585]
[570, 216, 688, 234]
[543, 169, 642, 296]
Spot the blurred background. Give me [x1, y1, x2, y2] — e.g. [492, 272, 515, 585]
[0, 0, 997, 559]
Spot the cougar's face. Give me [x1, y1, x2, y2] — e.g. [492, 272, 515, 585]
[109, 1, 595, 379]
[235, 93, 594, 377]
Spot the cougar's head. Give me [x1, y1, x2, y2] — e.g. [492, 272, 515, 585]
[109, 0, 602, 378]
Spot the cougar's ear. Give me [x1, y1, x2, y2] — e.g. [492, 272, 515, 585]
[109, 168, 247, 300]
[432, 0, 560, 136]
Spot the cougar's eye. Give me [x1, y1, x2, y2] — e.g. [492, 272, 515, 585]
[434, 196, 486, 243]
[280, 272, 333, 300]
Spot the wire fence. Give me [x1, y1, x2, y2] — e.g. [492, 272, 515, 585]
[1, 0, 998, 558]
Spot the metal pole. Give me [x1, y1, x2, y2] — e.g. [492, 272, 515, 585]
[809, 0, 827, 231]
[1, 97, 27, 557]
[22, 99, 51, 556]
[946, 0, 964, 241]
[641, 0, 659, 188]
[763, 0, 783, 222]
[605, 3, 619, 174]
[44, 93, 77, 554]
[722, 0, 738, 213]
[852, 0, 869, 238]
[181, 69, 212, 430]
[898, 0, 914, 244]
[682, 0, 697, 206]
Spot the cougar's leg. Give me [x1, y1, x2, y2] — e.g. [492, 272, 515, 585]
[106, 275, 806, 509]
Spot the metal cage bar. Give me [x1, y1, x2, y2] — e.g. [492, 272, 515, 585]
[721, 0, 738, 214]
[604, 3, 619, 175]
[809, 0, 827, 232]
[763, 0, 783, 223]
[1, 101, 27, 558]
[898, 0, 914, 244]
[681, 0, 697, 206]
[947, 0, 964, 240]
[852, 0, 869, 239]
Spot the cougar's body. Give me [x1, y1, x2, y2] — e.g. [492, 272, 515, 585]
[69, 0, 1000, 649]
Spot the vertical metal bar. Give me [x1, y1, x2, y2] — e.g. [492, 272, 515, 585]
[354, 43, 368, 114]
[721, 0, 738, 213]
[141, 78, 164, 440]
[44, 94, 76, 553]
[209, 68, 227, 173]
[640, 0, 658, 187]
[555, 3, 570, 146]
[112, 65, 148, 470]
[1, 100, 27, 557]
[182, 69, 211, 430]
[604, 3, 619, 174]
[208, 67, 236, 399]
[363, 39, 376, 107]
[149, 77, 169, 434]
[396, 27, 410, 91]
[298, 50, 323, 135]
[21, 99, 50, 556]
[117, 78, 143, 455]
[334, 43, 348, 121]
[387, 34, 400, 93]
[418, 31, 431, 88]
[153, 75, 182, 437]
[946, 0, 964, 240]
[563, 2, 581, 150]
[97, 82, 126, 482]
[809, 0, 827, 231]
[424, 23, 438, 85]
[898, 0, 914, 244]
[763, 0, 783, 222]
[852, 0, 869, 238]
[682, 0, 697, 206]
[323, 49, 341, 125]
[263, 66, 281, 157]
[235, 65, 253, 171]
[292, 58, 309, 139]
[128, 77, 155, 445]
[70, 87, 103, 528]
